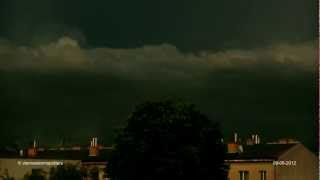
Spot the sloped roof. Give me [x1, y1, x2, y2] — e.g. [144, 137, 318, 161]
[0, 148, 112, 161]
[225, 143, 298, 162]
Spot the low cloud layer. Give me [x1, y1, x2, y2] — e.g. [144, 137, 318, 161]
[0, 37, 316, 149]
[0, 36, 314, 76]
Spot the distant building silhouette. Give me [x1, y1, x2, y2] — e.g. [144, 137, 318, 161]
[0, 137, 111, 180]
[225, 133, 317, 180]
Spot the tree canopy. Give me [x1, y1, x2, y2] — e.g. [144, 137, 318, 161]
[107, 100, 228, 180]
[49, 164, 81, 180]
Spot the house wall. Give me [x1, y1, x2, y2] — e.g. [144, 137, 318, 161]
[81, 163, 108, 180]
[227, 162, 274, 180]
[0, 158, 81, 180]
[276, 144, 318, 180]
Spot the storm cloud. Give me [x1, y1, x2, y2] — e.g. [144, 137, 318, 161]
[0, 37, 316, 150]
[0, 36, 314, 74]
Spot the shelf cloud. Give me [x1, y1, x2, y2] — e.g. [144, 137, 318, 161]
[0, 37, 314, 77]
[0, 36, 315, 147]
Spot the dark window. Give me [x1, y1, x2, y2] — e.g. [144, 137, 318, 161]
[239, 170, 249, 180]
[260, 170, 267, 180]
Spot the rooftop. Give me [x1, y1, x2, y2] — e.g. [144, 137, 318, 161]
[0, 147, 113, 161]
[225, 143, 298, 162]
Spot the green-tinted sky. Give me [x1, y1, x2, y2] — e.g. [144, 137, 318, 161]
[0, 0, 317, 150]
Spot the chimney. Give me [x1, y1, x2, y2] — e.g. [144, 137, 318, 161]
[234, 133, 238, 144]
[252, 134, 260, 144]
[27, 139, 38, 157]
[246, 138, 254, 145]
[89, 137, 100, 157]
[19, 149, 24, 157]
[249, 134, 260, 145]
[33, 139, 37, 148]
[247, 134, 260, 146]
[227, 143, 239, 153]
[227, 133, 240, 153]
[94, 137, 98, 147]
[238, 145, 244, 153]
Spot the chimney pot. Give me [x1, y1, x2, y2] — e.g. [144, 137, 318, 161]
[234, 133, 238, 144]
[19, 149, 24, 157]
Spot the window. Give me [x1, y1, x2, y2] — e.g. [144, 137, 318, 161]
[260, 170, 267, 180]
[239, 170, 249, 180]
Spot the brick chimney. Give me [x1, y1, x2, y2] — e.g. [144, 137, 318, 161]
[227, 132, 240, 153]
[227, 143, 239, 153]
[89, 137, 100, 157]
[27, 139, 38, 157]
[246, 134, 261, 145]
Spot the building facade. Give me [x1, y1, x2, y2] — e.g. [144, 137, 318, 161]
[226, 143, 318, 180]
[0, 138, 111, 180]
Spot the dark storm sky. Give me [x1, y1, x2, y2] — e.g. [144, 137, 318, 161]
[0, 0, 317, 150]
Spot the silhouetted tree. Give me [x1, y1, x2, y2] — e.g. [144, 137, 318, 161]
[49, 164, 81, 180]
[107, 100, 229, 180]
[23, 169, 45, 180]
[89, 167, 99, 180]
[80, 167, 88, 178]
